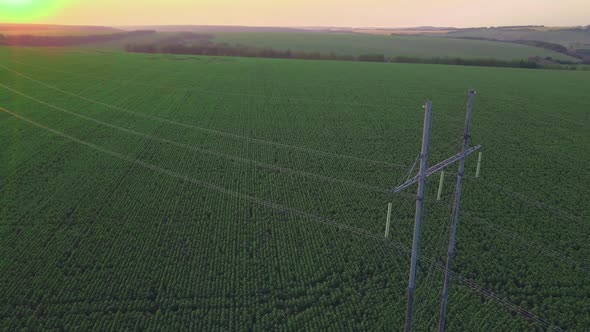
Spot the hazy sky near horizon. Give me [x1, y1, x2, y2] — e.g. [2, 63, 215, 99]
[0, 0, 588, 28]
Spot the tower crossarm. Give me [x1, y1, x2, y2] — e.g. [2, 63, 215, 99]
[391, 144, 483, 194]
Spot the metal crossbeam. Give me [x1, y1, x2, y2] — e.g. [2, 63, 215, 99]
[391, 144, 483, 194]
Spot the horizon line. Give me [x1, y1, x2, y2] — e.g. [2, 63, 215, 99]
[1, 22, 589, 30]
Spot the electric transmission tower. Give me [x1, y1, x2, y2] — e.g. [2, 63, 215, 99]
[389, 90, 482, 332]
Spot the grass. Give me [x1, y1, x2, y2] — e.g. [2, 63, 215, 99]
[0, 46, 588, 330]
[213, 32, 579, 61]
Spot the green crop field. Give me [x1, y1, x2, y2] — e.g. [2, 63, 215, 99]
[0, 46, 589, 331]
[213, 32, 579, 61]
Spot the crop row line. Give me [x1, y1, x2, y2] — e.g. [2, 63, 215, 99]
[0, 105, 560, 331]
[2, 70, 578, 322]
[0, 83, 392, 196]
[481, 157, 584, 222]
[0, 63, 411, 168]
[462, 211, 590, 273]
[0, 60, 401, 115]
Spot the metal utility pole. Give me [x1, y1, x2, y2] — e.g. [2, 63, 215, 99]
[437, 90, 476, 332]
[404, 101, 433, 332]
[392, 91, 481, 331]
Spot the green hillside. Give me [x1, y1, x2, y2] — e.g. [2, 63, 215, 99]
[213, 32, 578, 61]
[445, 27, 590, 49]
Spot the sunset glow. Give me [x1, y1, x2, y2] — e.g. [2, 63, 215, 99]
[0, 0, 588, 27]
[0, 0, 71, 22]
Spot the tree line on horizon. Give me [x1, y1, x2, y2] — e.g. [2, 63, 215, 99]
[0, 30, 156, 47]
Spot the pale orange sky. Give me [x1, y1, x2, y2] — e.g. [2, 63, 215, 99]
[1, 0, 589, 28]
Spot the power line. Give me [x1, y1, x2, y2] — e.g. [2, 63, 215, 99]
[0, 61, 401, 111]
[462, 211, 590, 273]
[3, 60, 580, 330]
[474, 172, 583, 222]
[0, 63, 412, 169]
[379, 224, 562, 331]
[5, 56, 471, 102]
[413, 189, 455, 329]
[465, 127, 586, 219]
[0, 70, 464, 208]
[1, 105, 561, 331]
[0, 82, 394, 196]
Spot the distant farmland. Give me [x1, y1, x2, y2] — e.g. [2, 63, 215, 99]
[213, 32, 578, 61]
[0, 47, 588, 330]
[0, 24, 122, 36]
[443, 26, 590, 49]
